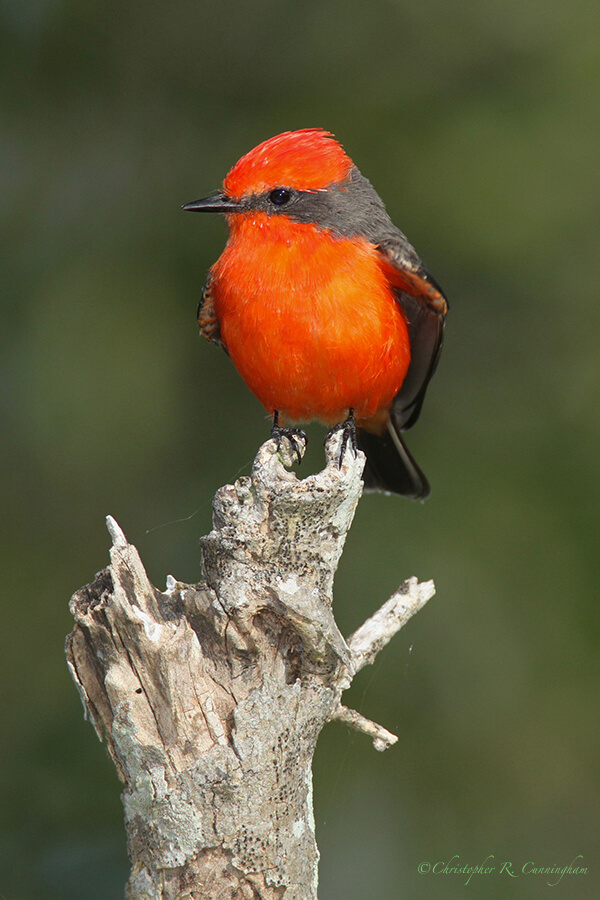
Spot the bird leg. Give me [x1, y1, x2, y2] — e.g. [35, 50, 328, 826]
[326, 408, 358, 468]
[270, 410, 307, 465]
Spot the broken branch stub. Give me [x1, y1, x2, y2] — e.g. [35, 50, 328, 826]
[66, 433, 435, 899]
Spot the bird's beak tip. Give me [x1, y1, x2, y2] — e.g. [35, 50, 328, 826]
[182, 193, 241, 213]
[182, 199, 205, 212]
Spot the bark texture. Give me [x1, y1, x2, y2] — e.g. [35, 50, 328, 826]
[66, 433, 435, 899]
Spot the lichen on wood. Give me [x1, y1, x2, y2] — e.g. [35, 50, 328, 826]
[66, 432, 435, 899]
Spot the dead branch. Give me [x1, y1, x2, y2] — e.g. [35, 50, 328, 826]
[66, 432, 434, 899]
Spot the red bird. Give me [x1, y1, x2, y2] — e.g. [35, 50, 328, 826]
[184, 129, 447, 498]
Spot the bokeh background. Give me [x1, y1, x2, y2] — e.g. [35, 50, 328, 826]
[2, 1, 599, 897]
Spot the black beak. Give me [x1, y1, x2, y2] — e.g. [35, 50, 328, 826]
[182, 192, 243, 213]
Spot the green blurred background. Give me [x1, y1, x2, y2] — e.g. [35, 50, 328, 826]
[2, 0, 599, 897]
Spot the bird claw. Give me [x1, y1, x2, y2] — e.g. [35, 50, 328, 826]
[271, 423, 307, 466]
[326, 413, 358, 469]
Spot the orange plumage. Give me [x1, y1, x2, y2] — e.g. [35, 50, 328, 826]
[224, 128, 352, 198]
[185, 129, 447, 498]
[211, 212, 410, 427]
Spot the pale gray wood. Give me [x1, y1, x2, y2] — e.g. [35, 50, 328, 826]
[66, 432, 435, 899]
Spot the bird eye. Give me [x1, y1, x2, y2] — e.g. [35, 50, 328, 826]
[268, 188, 292, 206]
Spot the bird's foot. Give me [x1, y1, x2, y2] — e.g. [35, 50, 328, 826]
[271, 412, 307, 465]
[325, 410, 358, 468]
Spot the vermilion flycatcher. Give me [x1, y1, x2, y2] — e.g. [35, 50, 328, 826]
[184, 129, 447, 498]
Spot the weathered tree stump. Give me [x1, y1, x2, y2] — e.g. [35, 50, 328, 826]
[66, 433, 434, 899]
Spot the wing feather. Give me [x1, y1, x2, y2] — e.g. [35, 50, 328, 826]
[377, 238, 448, 431]
[197, 274, 228, 354]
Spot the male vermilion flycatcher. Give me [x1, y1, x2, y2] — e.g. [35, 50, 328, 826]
[184, 128, 448, 498]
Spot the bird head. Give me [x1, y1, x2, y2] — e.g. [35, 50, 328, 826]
[183, 126, 405, 255]
[223, 128, 352, 199]
[182, 129, 354, 216]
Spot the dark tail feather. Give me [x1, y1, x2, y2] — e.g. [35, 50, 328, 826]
[357, 419, 430, 499]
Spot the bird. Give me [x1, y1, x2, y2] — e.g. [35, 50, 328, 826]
[183, 128, 447, 498]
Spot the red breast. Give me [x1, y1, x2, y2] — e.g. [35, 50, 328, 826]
[210, 211, 410, 428]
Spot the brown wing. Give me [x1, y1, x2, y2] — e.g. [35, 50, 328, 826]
[357, 242, 447, 498]
[197, 273, 228, 354]
[377, 239, 448, 431]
